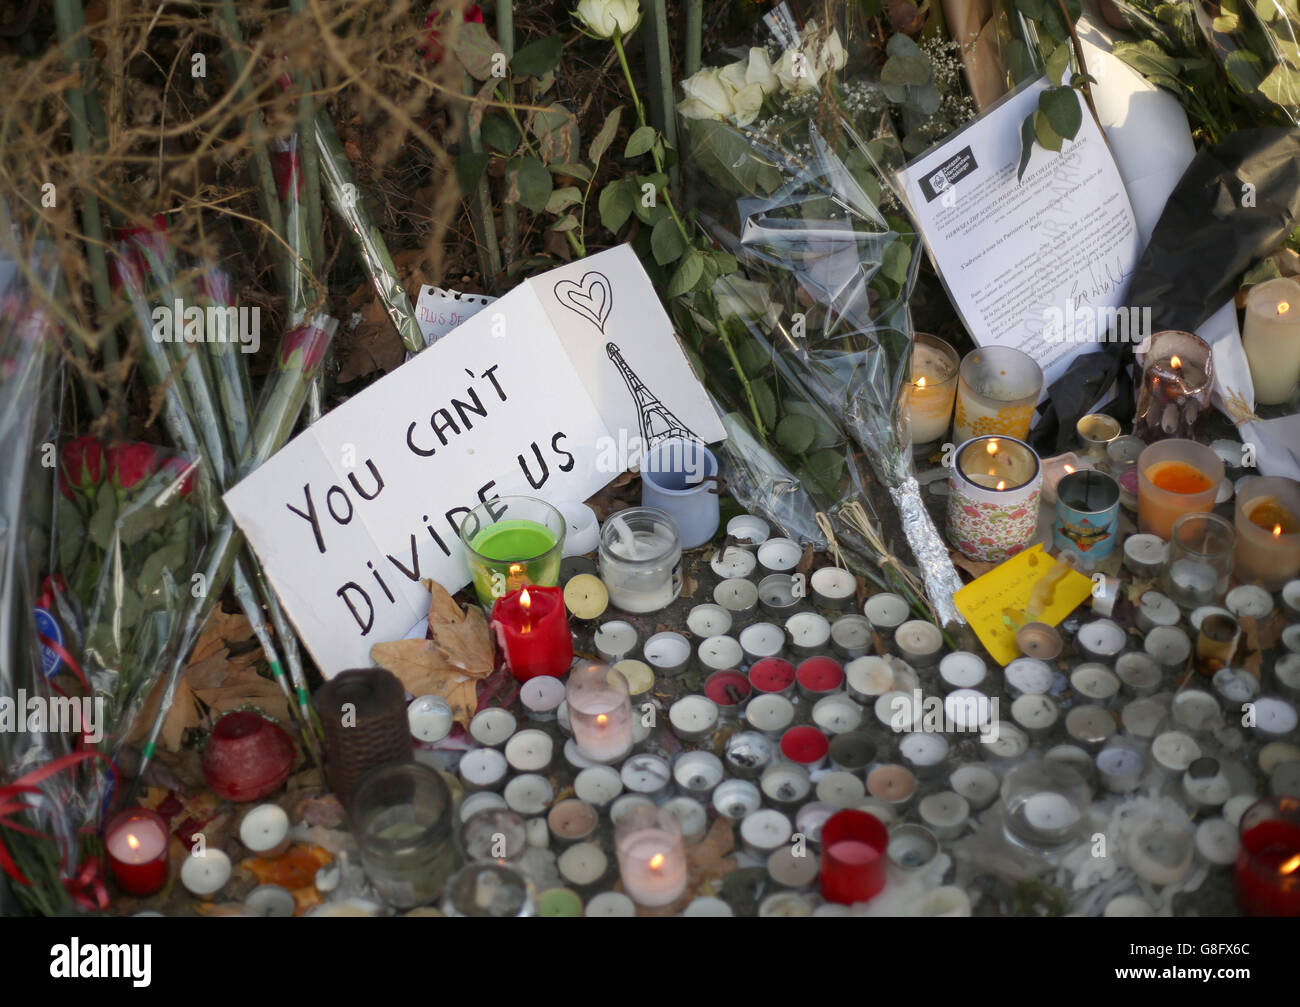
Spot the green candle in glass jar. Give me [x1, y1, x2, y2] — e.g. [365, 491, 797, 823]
[460, 497, 566, 607]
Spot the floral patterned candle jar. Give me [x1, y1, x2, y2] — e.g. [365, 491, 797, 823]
[946, 436, 1043, 563]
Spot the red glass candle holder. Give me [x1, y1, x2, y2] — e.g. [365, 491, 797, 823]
[105, 807, 169, 896]
[1236, 797, 1300, 917]
[202, 711, 296, 802]
[821, 809, 888, 905]
[491, 585, 573, 682]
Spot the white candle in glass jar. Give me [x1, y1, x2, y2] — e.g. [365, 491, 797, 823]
[906, 334, 961, 444]
[1242, 276, 1300, 404]
[616, 827, 688, 907]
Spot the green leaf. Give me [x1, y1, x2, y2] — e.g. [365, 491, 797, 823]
[1223, 49, 1265, 94]
[452, 22, 504, 81]
[881, 240, 912, 287]
[57, 496, 85, 571]
[549, 162, 593, 181]
[504, 156, 553, 212]
[589, 105, 623, 165]
[783, 401, 840, 450]
[138, 544, 185, 603]
[545, 186, 582, 213]
[1046, 42, 1072, 85]
[550, 213, 580, 232]
[1017, 112, 1037, 181]
[625, 126, 657, 158]
[455, 152, 491, 195]
[650, 216, 686, 265]
[1243, 258, 1283, 286]
[88, 487, 119, 551]
[736, 339, 769, 376]
[511, 35, 563, 77]
[1034, 109, 1064, 153]
[881, 35, 933, 86]
[530, 104, 579, 164]
[667, 250, 706, 299]
[1112, 40, 1184, 79]
[750, 378, 778, 431]
[480, 112, 520, 154]
[1007, 39, 1038, 84]
[1259, 62, 1300, 107]
[598, 177, 636, 233]
[775, 415, 816, 453]
[1039, 86, 1082, 142]
[1014, 0, 1047, 19]
[806, 449, 845, 492]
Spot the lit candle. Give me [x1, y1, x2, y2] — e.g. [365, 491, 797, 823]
[460, 496, 565, 608]
[1234, 477, 1300, 590]
[566, 662, 634, 763]
[1137, 439, 1224, 540]
[952, 346, 1043, 444]
[1235, 798, 1300, 916]
[946, 436, 1043, 563]
[491, 585, 573, 682]
[1134, 330, 1214, 440]
[1242, 277, 1300, 405]
[1040, 452, 1085, 506]
[105, 807, 169, 896]
[905, 333, 960, 445]
[615, 806, 688, 907]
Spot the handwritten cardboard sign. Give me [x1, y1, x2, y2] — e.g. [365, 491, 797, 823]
[225, 245, 725, 676]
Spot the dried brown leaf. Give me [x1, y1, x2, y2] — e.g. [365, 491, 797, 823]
[424, 577, 467, 627]
[432, 605, 495, 677]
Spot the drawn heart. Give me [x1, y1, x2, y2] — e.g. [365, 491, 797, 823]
[553, 270, 613, 333]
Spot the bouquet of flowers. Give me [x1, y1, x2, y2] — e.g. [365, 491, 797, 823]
[673, 16, 966, 625]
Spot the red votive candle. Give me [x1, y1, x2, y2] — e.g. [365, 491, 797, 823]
[704, 670, 752, 709]
[796, 656, 844, 700]
[491, 585, 573, 682]
[780, 725, 830, 770]
[1236, 798, 1300, 917]
[749, 658, 796, 696]
[105, 807, 169, 896]
[821, 809, 888, 905]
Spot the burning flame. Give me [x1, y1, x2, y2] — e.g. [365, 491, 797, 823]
[916, 375, 928, 389]
[1282, 853, 1300, 875]
[1170, 354, 1182, 370]
[1275, 524, 1284, 538]
[1280, 301, 1291, 316]
[596, 713, 608, 727]
[519, 587, 532, 634]
[1064, 465, 1075, 475]
[986, 439, 999, 455]
[127, 833, 140, 852]
[649, 853, 665, 871]
[519, 587, 532, 610]
[996, 480, 1007, 490]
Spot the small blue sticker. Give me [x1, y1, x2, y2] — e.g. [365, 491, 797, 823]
[35, 606, 63, 677]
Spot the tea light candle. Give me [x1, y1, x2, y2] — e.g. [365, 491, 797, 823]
[665, 796, 710, 842]
[817, 771, 867, 808]
[1124, 533, 1170, 578]
[673, 751, 724, 797]
[785, 611, 831, 655]
[408, 694, 455, 744]
[944, 689, 996, 734]
[1096, 743, 1145, 793]
[504, 773, 554, 816]
[761, 763, 813, 809]
[470, 708, 517, 748]
[877, 690, 919, 731]
[740, 622, 786, 663]
[548, 799, 598, 845]
[780, 725, 830, 771]
[245, 884, 295, 917]
[1135, 591, 1180, 632]
[727, 514, 770, 549]
[725, 731, 774, 780]
[811, 567, 857, 610]
[1116, 652, 1163, 697]
[1183, 757, 1231, 810]
[1090, 574, 1122, 618]
[1128, 822, 1194, 886]
[1144, 626, 1191, 670]
[686, 603, 732, 638]
[668, 695, 719, 742]
[459, 791, 508, 823]
[1076, 619, 1127, 661]
[557, 842, 608, 889]
[746, 693, 795, 735]
[846, 656, 896, 701]
[621, 754, 672, 796]
[866, 763, 917, 806]
[768, 845, 821, 890]
[713, 778, 762, 820]
[1104, 895, 1155, 917]
[1285, 579, 1300, 617]
[698, 635, 744, 673]
[984, 722, 1030, 761]
[748, 656, 796, 697]
[714, 578, 759, 617]
[1213, 667, 1260, 707]
[180, 848, 232, 898]
[863, 593, 910, 634]
[1226, 584, 1274, 620]
[1121, 698, 1168, 739]
[574, 765, 623, 806]
[1172, 689, 1220, 731]
[888, 823, 940, 872]
[1195, 817, 1239, 866]
[105, 808, 169, 896]
[644, 631, 691, 677]
[704, 669, 752, 715]
[505, 729, 553, 772]
[757, 537, 802, 574]
[1242, 276, 1300, 404]
[1016, 623, 1063, 661]
[521, 675, 566, 721]
[946, 436, 1044, 563]
[940, 651, 987, 691]
[894, 620, 943, 667]
[711, 545, 757, 580]
[557, 501, 600, 559]
[919, 791, 970, 840]
[239, 804, 290, 858]
[829, 614, 874, 659]
[757, 574, 800, 619]
[899, 731, 950, 774]
[1011, 693, 1059, 734]
[827, 732, 876, 775]
[1072, 663, 1120, 703]
[795, 656, 844, 701]
[1004, 657, 1055, 696]
[950, 763, 1000, 810]
[1276, 653, 1300, 697]
[813, 695, 863, 735]
[1252, 696, 1299, 738]
[1137, 439, 1224, 540]
[615, 808, 688, 907]
[1152, 730, 1201, 773]
[906, 333, 960, 444]
[740, 808, 794, 857]
[1077, 413, 1122, 460]
[1064, 705, 1117, 749]
[594, 620, 638, 664]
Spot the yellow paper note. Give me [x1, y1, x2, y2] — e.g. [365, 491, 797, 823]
[953, 545, 1093, 666]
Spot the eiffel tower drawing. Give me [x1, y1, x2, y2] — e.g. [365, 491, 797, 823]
[606, 342, 696, 447]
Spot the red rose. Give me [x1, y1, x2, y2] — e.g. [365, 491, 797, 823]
[421, 3, 486, 64]
[59, 435, 105, 500]
[278, 320, 331, 373]
[162, 455, 200, 499]
[115, 214, 170, 280]
[271, 144, 302, 201]
[107, 442, 161, 491]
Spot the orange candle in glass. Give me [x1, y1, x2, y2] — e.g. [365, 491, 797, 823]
[1235, 477, 1300, 591]
[1137, 439, 1224, 540]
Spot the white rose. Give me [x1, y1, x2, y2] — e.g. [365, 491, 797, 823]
[574, 0, 641, 39]
[776, 45, 822, 92]
[729, 82, 765, 127]
[776, 20, 846, 92]
[745, 47, 779, 95]
[677, 67, 733, 121]
[718, 59, 749, 93]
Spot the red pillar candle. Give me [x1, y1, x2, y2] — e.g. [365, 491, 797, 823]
[105, 807, 169, 896]
[491, 585, 573, 682]
[821, 809, 888, 905]
[1236, 798, 1300, 917]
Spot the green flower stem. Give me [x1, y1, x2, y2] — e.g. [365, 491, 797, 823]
[497, 0, 519, 271]
[718, 327, 766, 437]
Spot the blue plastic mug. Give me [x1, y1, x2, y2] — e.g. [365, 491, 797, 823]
[640, 438, 720, 549]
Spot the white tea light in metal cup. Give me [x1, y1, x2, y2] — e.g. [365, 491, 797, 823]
[713, 577, 759, 619]
[757, 536, 802, 574]
[1070, 663, 1120, 704]
[758, 573, 801, 618]
[760, 761, 813, 811]
[459, 791, 507, 825]
[566, 661, 634, 764]
[816, 771, 867, 808]
[1011, 693, 1059, 736]
[504, 729, 554, 773]
[664, 796, 710, 843]
[726, 513, 770, 549]
[469, 707, 516, 748]
[520, 675, 566, 722]
[785, 611, 832, 656]
[812, 694, 864, 736]
[710, 545, 757, 580]
[557, 500, 600, 558]
[1144, 625, 1191, 670]
[1121, 698, 1168, 739]
[668, 694, 719, 742]
[1123, 533, 1168, 578]
[556, 842, 608, 891]
[1095, 741, 1145, 793]
[573, 765, 623, 806]
[863, 592, 910, 635]
[620, 753, 672, 796]
[1135, 590, 1181, 632]
[697, 634, 744, 673]
[1075, 618, 1127, 661]
[639, 438, 720, 549]
[1171, 689, 1220, 733]
[1182, 756, 1232, 810]
[1274, 652, 1300, 698]
[672, 750, 725, 798]
[1076, 413, 1121, 461]
[1064, 704, 1117, 751]
[408, 694, 454, 744]
[725, 731, 774, 779]
[459, 747, 509, 792]
[745, 693, 795, 735]
[899, 731, 951, 776]
[643, 630, 692, 677]
[846, 655, 897, 702]
[1115, 652, 1163, 697]
[1045, 744, 1095, 780]
[949, 763, 1000, 810]
[1090, 574, 1122, 618]
[712, 778, 762, 821]
[1283, 579, 1300, 617]
[918, 791, 970, 841]
[739, 624, 787, 665]
[830, 614, 874, 659]
[504, 774, 554, 816]
[1250, 695, 1299, 738]
[740, 808, 794, 858]
[593, 619, 638, 664]
[1226, 583, 1274, 620]
[598, 507, 683, 614]
[946, 435, 1044, 563]
[686, 602, 732, 638]
[827, 732, 877, 775]
[768, 844, 821, 891]
[810, 566, 857, 610]
[1003, 656, 1055, 697]
[1054, 469, 1121, 564]
[894, 619, 943, 667]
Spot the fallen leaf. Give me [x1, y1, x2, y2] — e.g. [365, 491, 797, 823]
[949, 552, 997, 581]
[433, 605, 494, 676]
[424, 578, 467, 627]
[371, 638, 453, 693]
[444, 676, 479, 727]
[242, 844, 333, 889]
